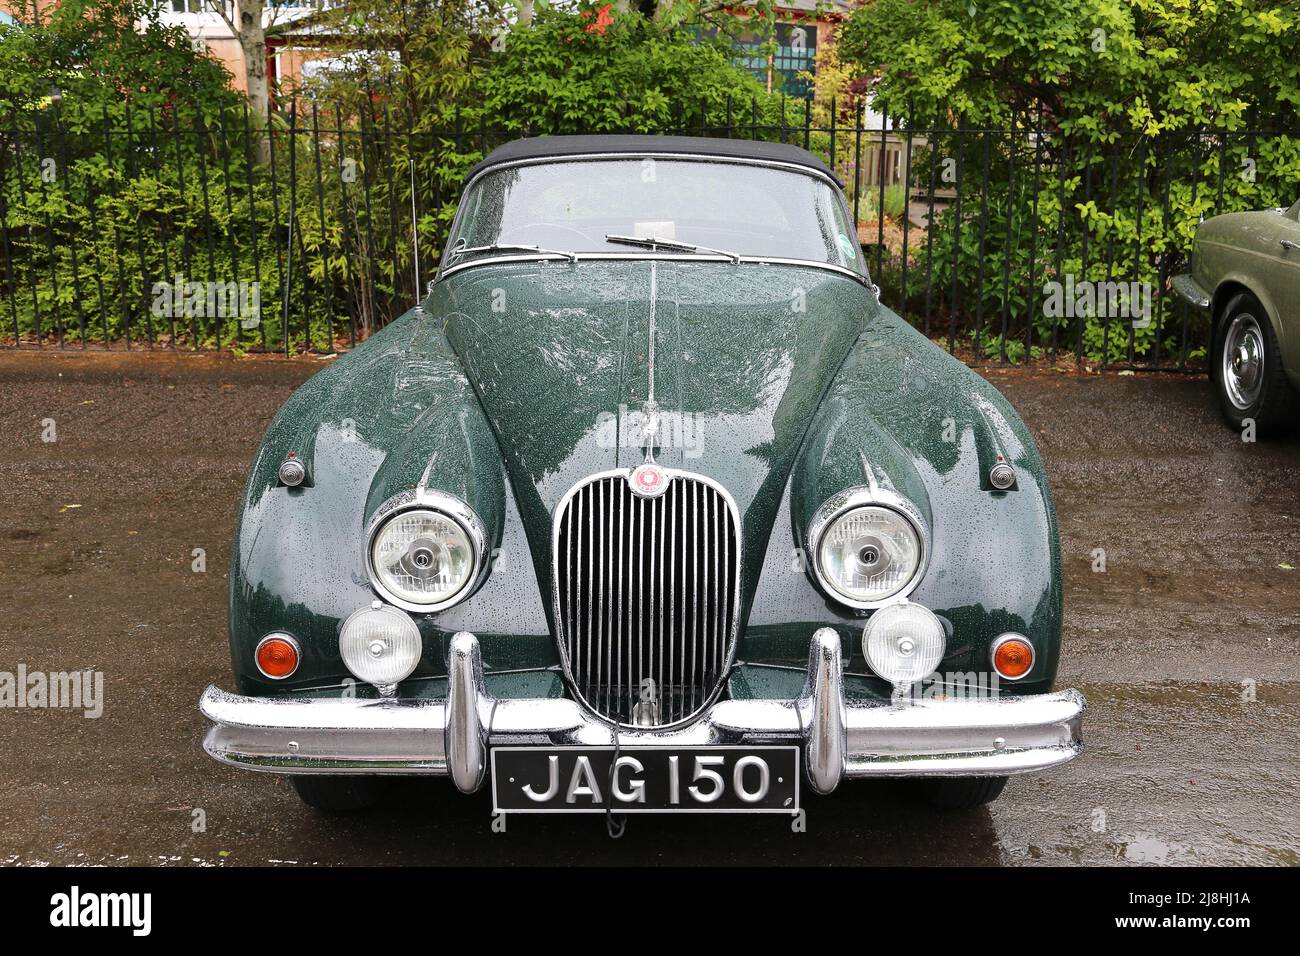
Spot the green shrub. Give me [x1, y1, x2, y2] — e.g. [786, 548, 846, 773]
[839, 0, 1300, 364]
[1, 6, 795, 349]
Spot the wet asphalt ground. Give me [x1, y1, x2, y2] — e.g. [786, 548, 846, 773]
[0, 350, 1297, 867]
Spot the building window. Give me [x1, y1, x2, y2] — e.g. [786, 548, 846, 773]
[720, 23, 819, 99]
[164, 1, 232, 13]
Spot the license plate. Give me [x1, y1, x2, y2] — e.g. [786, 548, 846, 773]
[490, 746, 800, 814]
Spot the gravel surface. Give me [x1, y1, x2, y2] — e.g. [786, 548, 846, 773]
[0, 351, 1296, 866]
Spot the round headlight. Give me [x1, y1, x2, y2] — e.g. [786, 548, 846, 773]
[339, 604, 422, 688]
[862, 602, 946, 684]
[368, 507, 477, 610]
[814, 502, 925, 607]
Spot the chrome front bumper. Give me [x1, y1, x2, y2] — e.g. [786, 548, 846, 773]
[200, 630, 1086, 795]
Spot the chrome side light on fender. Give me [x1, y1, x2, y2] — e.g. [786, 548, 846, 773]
[277, 457, 306, 487]
[989, 460, 1017, 490]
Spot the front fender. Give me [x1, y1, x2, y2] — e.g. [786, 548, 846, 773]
[1196, 212, 1292, 360]
[746, 309, 1062, 696]
[228, 309, 552, 695]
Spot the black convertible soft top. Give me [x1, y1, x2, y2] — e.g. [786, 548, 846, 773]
[466, 134, 842, 186]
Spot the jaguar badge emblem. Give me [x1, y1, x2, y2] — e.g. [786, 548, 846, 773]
[629, 462, 669, 499]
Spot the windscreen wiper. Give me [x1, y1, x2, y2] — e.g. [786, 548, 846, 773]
[604, 234, 741, 263]
[448, 242, 577, 263]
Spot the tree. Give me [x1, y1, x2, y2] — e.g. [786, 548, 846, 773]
[0, 0, 238, 120]
[476, 5, 781, 133]
[279, 0, 499, 127]
[202, 1, 278, 162]
[836, 0, 1300, 364]
[837, 0, 1300, 138]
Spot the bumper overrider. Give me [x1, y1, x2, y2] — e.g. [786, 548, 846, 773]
[200, 629, 1085, 795]
[1170, 273, 1212, 310]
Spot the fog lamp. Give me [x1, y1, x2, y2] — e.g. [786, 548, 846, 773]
[339, 604, 422, 691]
[862, 602, 946, 684]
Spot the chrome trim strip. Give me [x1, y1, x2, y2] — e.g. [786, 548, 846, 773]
[199, 634, 1086, 784]
[690, 481, 699, 708]
[649, 487, 658, 714]
[702, 485, 710, 720]
[613, 481, 624, 712]
[596, 479, 605, 713]
[647, 260, 657, 405]
[805, 485, 932, 610]
[362, 488, 490, 614]
[457, 151, 844, 207]
[434, 252, 872, 289]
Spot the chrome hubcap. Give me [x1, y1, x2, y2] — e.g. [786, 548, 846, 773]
[1222, 314, 1264, 410]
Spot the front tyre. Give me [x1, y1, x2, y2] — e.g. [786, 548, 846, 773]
[1213, 293, 1297, 432]
[290, 776, 389, 812]
[913, 775, 1008, 810]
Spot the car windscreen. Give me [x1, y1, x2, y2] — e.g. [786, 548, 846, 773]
[447, 158, 865, 274]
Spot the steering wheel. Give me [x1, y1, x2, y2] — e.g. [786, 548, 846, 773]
[500, 222, 595, 245]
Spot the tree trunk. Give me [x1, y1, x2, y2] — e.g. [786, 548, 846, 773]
[517, 0, 535, 27]
[238, 1, 271, 166]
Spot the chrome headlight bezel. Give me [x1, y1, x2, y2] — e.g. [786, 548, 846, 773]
[364, 489, 489, 613]
[807, 485, 930, 610]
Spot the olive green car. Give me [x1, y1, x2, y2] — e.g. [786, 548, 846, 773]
[200, 136, 1085, 817]
[1174, 198, 1300, 430]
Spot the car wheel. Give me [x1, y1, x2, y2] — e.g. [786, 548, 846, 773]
[1213, 292, 1297, 432]
[912, 775, 1008, 810]
[290, 776, 389, 812]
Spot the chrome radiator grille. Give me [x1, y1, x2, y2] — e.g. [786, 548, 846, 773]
[553, 470, 740, 727]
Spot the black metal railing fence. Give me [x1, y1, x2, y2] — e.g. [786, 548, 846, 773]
[1, 96, 1295, 366]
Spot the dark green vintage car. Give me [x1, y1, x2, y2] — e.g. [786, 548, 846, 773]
[200, 136, 1085, 817]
